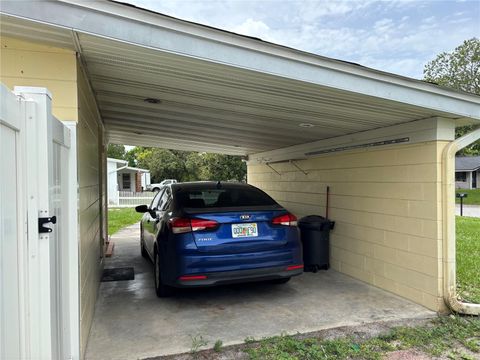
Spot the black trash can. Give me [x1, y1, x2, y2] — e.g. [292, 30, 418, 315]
[298, 215, 335, 272]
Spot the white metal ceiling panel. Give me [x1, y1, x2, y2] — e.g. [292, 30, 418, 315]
[1, 3, 479, 155]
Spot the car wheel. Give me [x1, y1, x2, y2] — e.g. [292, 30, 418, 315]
[154, 249, 174, 297]
[270, 277, 291, 284]
[152, 187, 160, 192]
[140, 226, 148, 259]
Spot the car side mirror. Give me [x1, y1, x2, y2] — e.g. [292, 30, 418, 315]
[135, 204, 149, 213]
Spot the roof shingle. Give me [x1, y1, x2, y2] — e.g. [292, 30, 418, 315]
[456, 156, 480, 171]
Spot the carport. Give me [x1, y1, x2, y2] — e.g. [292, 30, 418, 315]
[1, 1, 480, 359]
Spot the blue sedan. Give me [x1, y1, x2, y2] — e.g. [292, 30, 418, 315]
[136, 181, 303, 297]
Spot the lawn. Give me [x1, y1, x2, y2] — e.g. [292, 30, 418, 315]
[456, 189, 480, 205]
[456, 216, 480, 304]
[172, 316, 479, 360]
[244, 316, 480, 360]
[108, 207, 143, 235]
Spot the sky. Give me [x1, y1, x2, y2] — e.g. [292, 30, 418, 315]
[127, 0, 480, 79]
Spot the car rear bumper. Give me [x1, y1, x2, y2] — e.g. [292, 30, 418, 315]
[174, 265, 303, 287]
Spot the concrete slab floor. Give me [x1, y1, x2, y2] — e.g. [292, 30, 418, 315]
[85, 223, 435, 360]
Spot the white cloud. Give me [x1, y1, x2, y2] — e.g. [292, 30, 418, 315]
[128, 0, 480, 79]
[231, 19, 271, 39]
[374, 18, 395, 33]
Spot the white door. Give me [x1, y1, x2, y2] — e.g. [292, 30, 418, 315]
[0, 85, 79, 360]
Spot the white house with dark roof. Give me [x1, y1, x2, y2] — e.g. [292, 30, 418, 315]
[455, 156, 480, 189]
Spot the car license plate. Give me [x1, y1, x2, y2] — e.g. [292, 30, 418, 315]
[232, 223, 258, 238]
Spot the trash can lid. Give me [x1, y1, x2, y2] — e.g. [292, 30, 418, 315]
[298, 215, 331, 229]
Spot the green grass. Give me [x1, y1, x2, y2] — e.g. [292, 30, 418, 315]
[246, 316, 480, 360]
[107, 207, 142, 235]
[456, 189, 480, 205]
[456, 216, 480, 303]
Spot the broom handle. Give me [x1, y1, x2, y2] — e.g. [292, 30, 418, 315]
[326, 186, 330, 219]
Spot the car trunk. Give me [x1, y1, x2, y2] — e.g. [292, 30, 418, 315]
[187, 210, 289, 254]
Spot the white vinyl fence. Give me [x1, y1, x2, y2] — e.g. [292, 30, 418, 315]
[0, 85, 79, 360]
[109, 191, 156, 207]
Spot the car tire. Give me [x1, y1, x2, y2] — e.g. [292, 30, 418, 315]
[270, 277, 291, 284]
[154, 249, 174, 297]
[140, 227, 148, 259]
[152, 187, 160, 192]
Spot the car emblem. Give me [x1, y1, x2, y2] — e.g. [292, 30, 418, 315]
[240, 214, 251, 220]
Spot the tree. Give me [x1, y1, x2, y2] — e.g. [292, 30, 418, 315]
[124, 147, 142, 167]
[424, 38, 480, 155]
[132, 147, 247, 182]
[136, 148, 189, 182]
[107, 144, 125, 159]
[198, 153, 247, 182]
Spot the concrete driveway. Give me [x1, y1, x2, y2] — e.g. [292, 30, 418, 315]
[85, 223, 434, 360]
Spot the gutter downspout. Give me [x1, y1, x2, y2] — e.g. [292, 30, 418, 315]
[442, 127, 480, 315]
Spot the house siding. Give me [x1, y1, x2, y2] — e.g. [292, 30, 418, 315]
[0, 37, 78, 120]
[248, 141, 448, 311]
[77, 63, 105, 358]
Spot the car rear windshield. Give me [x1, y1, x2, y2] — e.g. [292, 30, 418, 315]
[175, 187, 277, 208]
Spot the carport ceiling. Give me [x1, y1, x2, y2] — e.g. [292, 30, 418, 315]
[1, 0, 480, 155]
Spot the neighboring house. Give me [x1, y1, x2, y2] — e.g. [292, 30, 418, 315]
[455, 156, 480, 189]
[107, 157, 151, 205]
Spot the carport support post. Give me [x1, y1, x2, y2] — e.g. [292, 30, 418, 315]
[442, 127, 480, 315]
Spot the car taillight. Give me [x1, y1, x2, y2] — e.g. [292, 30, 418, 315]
[190, 218, 218, 231]
[169, 218, 192, 234]
[169, 218, 218, 234]
[272, 213, 298, 226]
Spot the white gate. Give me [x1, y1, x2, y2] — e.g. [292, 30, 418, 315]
[0, 85, 79, 360]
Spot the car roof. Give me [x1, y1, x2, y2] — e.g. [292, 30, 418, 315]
[171, 181, 251, 192]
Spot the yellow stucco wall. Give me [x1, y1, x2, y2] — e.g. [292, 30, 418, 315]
[0, 37, 78, 120]
[1, 36, 104, 357]
[248, 141, 447, 311]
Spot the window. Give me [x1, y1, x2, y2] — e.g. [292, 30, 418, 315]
[122, 173, 131, 190]
[150, 189, 164, 209]
[176, 186, 277, 209]
[455, 172, 467, 182]
[157, 188, 171, 211]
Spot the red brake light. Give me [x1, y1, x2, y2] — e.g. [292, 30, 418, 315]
[190, 218, 218, 232]
[272, 213, 298, 226]
[169, 218, 218, 234]
[169, 218, 192, 234]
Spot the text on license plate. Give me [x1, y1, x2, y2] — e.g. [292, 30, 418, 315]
[231, 223, 258, 238]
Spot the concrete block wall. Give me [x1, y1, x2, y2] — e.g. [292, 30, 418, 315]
[248, 141, 448, 311]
